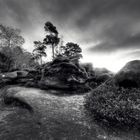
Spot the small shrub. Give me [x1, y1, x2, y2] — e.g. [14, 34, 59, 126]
[85, 80, 140, 128]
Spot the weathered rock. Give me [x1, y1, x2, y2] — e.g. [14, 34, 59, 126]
[2, 71, 18, 79]
[115, 60, 140, 88]
[39, 77, 70, 90]
[40, 57, 89, 92]
[43, 57, 87, 81]
[16, 71, 28, 78]
[2, 86, 33, 112]
[0, 70, 28, 80]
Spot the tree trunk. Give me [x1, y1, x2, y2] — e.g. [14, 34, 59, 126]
[52, 44, 55, 60]
[8, 39, 11, 48]
[40, 57, 42, 65]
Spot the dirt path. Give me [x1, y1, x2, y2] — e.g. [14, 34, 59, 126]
[0, 86, 139, 140]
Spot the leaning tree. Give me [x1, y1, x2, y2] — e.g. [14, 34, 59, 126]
[43, 22, 60, 60]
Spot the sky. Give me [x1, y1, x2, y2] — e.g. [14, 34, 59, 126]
[0, 0, 140, 72]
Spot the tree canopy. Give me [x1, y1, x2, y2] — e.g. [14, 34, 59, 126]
[60, 42, 82, 61]
[43, 22, 60, 60]
[44, 21, 58, 35]
[0, 24, 25, 48]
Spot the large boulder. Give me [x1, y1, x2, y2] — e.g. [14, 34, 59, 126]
[40, 57, 89, 92]
[0, 70, 35, 87]
[1, 71, 17, 79]
[0, 70, 28, 80]
[115, 60, 140, 88]
[0, 71, 18, 87]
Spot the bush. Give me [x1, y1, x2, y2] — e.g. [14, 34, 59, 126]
[85, 80, 140, 128]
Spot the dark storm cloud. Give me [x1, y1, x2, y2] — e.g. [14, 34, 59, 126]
[80, 0, 140, 53]
[88, 27, 140, 53]
[76, 0, 140, 28]
[0, 0, 140, 54]
[0, 0, 30, 24]
[38, 0, 86, 20]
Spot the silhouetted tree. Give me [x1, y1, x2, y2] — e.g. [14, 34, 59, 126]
[33, 41, 47, 65]
[43, 22, 60, 60]
[0, 24, 25, 48]
[61, 42, 82, 63]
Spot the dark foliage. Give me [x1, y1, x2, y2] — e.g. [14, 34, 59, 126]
[0, 52, 13, 72]
[44, 21, 58, 35]
[61, 43, 82, 57]
[43, 35, 60, 46]
[43, 21, 60, 59]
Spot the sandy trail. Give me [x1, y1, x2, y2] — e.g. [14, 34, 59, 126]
[0, 86, 139, 140]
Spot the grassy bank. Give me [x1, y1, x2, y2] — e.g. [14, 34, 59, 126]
[85, 80, 140, 128]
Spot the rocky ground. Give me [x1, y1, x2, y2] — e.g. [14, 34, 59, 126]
[0, 86, 139, 140]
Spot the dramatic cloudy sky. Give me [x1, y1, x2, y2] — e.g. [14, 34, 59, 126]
[0, 0, 140, 72]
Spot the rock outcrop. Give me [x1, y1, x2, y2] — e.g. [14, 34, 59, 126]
[115, 60, 140, 88]
[39, 57, 90, 93]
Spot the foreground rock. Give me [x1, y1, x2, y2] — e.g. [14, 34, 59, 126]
[115, 60, 140, 88]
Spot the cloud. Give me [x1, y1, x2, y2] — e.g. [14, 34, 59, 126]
[88, 29, 140, 53]
[0, 0, 140, 62]
[78, 0, 140, 53]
